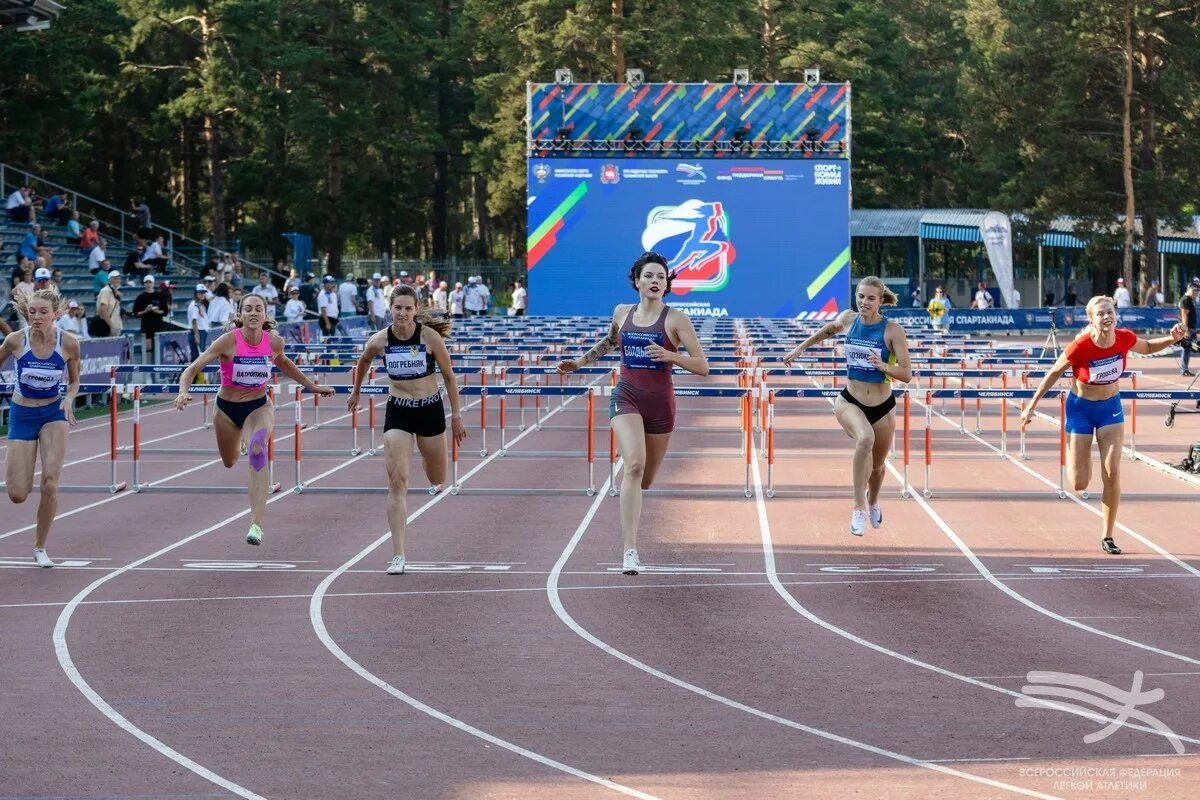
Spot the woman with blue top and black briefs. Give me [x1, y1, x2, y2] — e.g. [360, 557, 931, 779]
[556, 252, 709, 576]
[347, 284, 467, 575]
[782, 276, 913, 536]
[2, 286, 81, 567]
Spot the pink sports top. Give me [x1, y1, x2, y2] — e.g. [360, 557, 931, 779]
[220, 328, 276, 389]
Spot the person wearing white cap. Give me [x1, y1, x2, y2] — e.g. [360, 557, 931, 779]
[1113, 277, 1132, 309]
[432, 280, 448, 313]
[283, 285, 306, 323]
[366, 272, 387, 329]
[33, 266, 52, 285]
[96, 270, 124, 336]
[187, 284, 210, 359]
[449, 281, 465, 317]
[317, 275, 339, 336]
[133, 275, 167, 354]
[56, 300, 89, 338]
[381, 274, 395, 302]
[251, 272, 280, 317]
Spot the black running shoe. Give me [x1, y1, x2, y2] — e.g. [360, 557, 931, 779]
[1101, 537, 1122, 555]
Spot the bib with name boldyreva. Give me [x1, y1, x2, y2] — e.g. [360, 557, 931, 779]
[621, 330, 666, 371]
[386, 344, 430, 379]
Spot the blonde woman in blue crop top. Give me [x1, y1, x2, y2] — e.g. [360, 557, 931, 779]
[782, 276, 913, 536]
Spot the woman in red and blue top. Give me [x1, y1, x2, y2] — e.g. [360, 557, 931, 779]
[2, 287, 81, 567]
[175, 294, 333, 546]
[1022, 295, 1185, 554]
[557, 252, 708, 575]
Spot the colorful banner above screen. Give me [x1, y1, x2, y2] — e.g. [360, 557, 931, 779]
[526, 158, 851, 318]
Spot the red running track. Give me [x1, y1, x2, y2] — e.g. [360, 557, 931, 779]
[2, 356, 1198, 799]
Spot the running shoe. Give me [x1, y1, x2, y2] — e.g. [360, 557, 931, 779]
[246, 524, 263, 546]
[1101, 537, 1122, 555]
[386, 555, 406, 575]
[33, 548, 54, 568]
[850, 509, 867, 537]
[869, 504, 883, 529]
[622, 548, 640, 576]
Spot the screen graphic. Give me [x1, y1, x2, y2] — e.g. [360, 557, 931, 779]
[527, 158, 850, 318]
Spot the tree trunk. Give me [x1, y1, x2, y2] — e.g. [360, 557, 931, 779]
[431, 0, 451, 261]
[1120, 0, 1136, 289]
[205, 112, 228, 246]
[760, 0, 779, 81]
[472, 172, 491, 257]
[1138, 28, 1159, 298]
[326, 132, 344, 274]
[612, 0, 624, 81]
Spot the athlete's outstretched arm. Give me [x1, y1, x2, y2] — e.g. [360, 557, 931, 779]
[346, 331, 387, 411]
[1130, 323, 1186, 355]
[558, 309, 621, 373]
[782, 309, 855, 366]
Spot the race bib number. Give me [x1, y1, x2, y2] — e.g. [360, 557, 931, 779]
[386, 344, 428, 378]
[20, 364, 63, 392]
[621, 330, 666, 370]
[844, 338, 881, 373]
[1087, 354, 1122, 385]
[231, 356, 272, 388]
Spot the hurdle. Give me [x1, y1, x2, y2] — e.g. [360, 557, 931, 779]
[129, 384, 283, 494]
[0, 379, 128, 494]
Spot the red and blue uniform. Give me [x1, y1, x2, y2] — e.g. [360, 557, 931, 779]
[1062, 328, 1136, 435]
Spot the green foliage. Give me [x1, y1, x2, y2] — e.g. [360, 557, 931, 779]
[3, 0, 1197, 269]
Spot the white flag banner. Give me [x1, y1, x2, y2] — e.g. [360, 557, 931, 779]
[980, 211, 1015, 308]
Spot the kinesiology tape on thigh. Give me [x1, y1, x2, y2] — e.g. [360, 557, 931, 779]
[248, 427, 269, 472]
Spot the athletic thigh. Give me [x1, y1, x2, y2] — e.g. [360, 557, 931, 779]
[384, 429, 416, 487]
[36, 420, 69, 482]
[415, 432, 448, 485]
[642, 431, 672, 483]
[4, 438, 38, 496]
[243, 402, 275, 444]
[212, 409, 244, 465]
[1068, 432, 1095, 480]
[869, 411, 895, 465]
[833, 395, 874, 442]
[611, 413, 647, 466]
[1094, 423, 1124, 482]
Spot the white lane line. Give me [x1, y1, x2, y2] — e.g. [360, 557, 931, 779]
[53, 450, 374, 800]
[310, 388, 655, 798]
[545, 467, 1062, 800]
[925, 397, 1200, 576]
[748, 446, 1200, 747]
[882, 453, 1200, 666]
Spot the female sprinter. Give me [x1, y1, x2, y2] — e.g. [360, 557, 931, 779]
[557, 251, 709, 575]
[1021, 295, 1185, 554]
[346, 285, 467, 575]
[782, 276, 912, 536]
[174, 294, 334, 545]
[2, 286, 80, 567]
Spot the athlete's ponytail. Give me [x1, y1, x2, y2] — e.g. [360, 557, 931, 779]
[12, 286, 68, 320]
[391, 284, 452, 338]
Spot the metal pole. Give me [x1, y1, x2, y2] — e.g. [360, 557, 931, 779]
[1037, 245, 1044, 306]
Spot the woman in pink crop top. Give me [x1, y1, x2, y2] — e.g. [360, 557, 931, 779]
[175, 294, 333, 546]
[557, 252, 709, 576]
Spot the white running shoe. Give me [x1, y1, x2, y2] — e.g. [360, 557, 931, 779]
[622, 548, 640, 575]
[33, 548, 54, 568]
[869, 504, 883, 529]
[850, 510, 867, 537]
[386, 555, 406, 575]
[246, 524, 263, 546]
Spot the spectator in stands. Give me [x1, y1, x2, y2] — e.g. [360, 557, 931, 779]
[282, 265, 300, 294]
[96, 270, 124, 336]
[187, 284, 209, 360]
[477, 276, 491, 314]
[142, 233, 168, 275]
[226, 255, 245, 291]
[33, 267, 52, 294]
[512, 279, 527, 316]
[398, 270, 411, 286]
[413, 274, 430, 306]
[381, 274, 395, 302]
[298, 272, 318, 311]
[80, 220, 100, 252]
[252, 272, 280, 317]
[56, 300, 89, 339]
[318, 275, 340, 335]
[17, 224, 41, 265]
[207, 282, 233, 330]
[336, 274, 358, 316]
[202, 273, 216, 300]
[130, 198, 152, 236]
[50, 268, 63, 290]
[283, 286, 306, 323]
[463, 276, 483, 316]
[927, 285, 952, 333]
[365, 272, 387, 328]
[449, 281, 465, 318]
[159, 280, 176, 323]
[43, 191, 70, 225]
[432, 280, 448, 313]
[124, 233, 147, 279]
[65, 211, 83, 246]
[12, 263, 35, 311]
[1113, 277, 1132, 309]
[133, 274, 168, 352]
[6, 185, 34, 223]
[89, 246, 109, 293]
